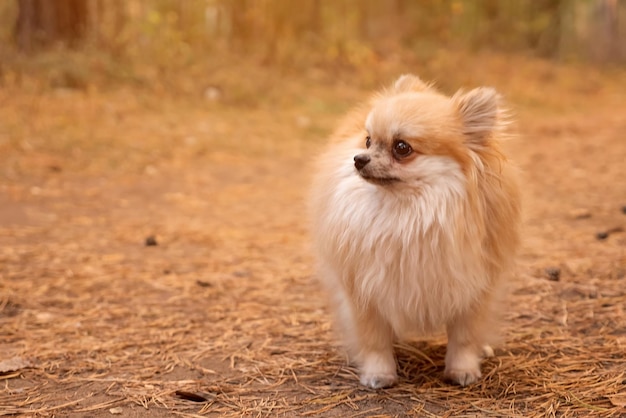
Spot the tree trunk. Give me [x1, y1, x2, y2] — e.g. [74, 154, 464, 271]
[15, 0, 36, 51]
[14, 0, 91, 51]
[592, 0, 619, 62]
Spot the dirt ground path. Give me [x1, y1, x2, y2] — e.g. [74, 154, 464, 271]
[1, 63, 625, 417]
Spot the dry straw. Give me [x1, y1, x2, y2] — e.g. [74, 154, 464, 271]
[1, 85, 625, 417]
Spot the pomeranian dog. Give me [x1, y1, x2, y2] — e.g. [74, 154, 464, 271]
[309, 74, 521, 389]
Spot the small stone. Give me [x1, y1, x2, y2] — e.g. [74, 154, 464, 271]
[596, 232, 609, 240]
[545, 267, 561, 281]
[145, 236, 158, 246]
[109, 407, 123, 415]
[196, 280, 212, 288]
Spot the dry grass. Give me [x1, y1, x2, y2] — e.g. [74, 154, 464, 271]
[0, 52, 625, 417]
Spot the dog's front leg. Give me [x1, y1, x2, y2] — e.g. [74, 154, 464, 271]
[347, 304, 397, 389]
[444, 306, 494, 386]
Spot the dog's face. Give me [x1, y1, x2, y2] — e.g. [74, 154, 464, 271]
[353, 75, 501, 192]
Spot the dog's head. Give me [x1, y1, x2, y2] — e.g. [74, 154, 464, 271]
[354, 74, 504, 191]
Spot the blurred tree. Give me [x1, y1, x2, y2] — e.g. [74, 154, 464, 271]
[5, 0, 625, 63]
[14, 0, 90, 51]
[591, 0, 620, 62]
[526, 0, 563, 57]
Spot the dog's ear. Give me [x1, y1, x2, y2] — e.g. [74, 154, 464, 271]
[393, 74, 430, 93]
[453, 87, 501, 145]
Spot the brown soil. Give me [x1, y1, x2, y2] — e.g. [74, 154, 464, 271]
[1, 55, 625, 417]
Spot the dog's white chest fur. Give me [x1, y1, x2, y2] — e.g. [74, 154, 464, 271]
[315, 152, 487, 337]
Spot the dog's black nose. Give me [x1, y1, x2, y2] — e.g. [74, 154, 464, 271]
[354, 154, 371, 170]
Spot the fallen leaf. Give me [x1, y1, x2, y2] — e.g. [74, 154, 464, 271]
[0, 357, 30, 374]
[609, 393, 626, 408]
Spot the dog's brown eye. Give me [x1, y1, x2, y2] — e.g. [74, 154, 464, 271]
[392, 140, 412, 159]
[365, 136, 371, 148]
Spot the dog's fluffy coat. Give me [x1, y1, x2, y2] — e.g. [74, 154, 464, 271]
[309, 75, 521, 388]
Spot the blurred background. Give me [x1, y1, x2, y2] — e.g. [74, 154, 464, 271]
[1, 0, 625, 91]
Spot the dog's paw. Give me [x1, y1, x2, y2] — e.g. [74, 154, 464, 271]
[358, 350, 397, 389]
[359, 372, 397, 389]
[444, 367, 481, 387]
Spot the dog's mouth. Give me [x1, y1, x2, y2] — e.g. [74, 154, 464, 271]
[358, 173, 400, 186]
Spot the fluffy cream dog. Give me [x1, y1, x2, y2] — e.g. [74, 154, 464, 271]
[309, 74, 521, 389]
